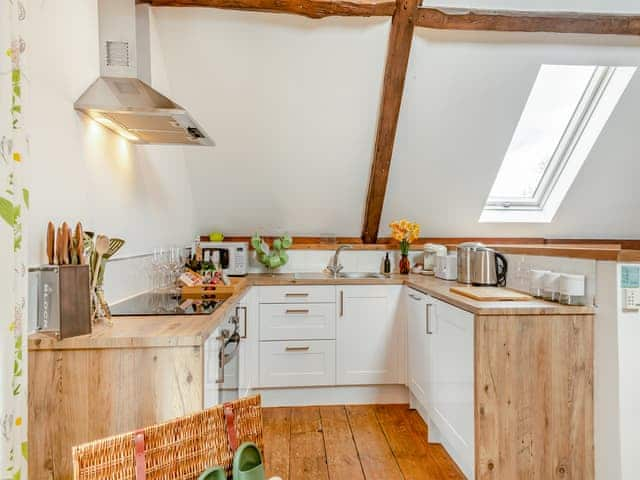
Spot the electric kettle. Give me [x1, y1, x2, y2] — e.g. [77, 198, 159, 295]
[456, 242, 508, 286]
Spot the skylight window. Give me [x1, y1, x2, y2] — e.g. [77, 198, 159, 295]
[480, 64, 636, 223]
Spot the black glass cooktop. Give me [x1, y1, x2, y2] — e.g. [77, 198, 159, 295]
[110, 293, 224, 316]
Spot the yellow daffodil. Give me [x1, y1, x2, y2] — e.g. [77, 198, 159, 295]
[389, 219, 421, 254]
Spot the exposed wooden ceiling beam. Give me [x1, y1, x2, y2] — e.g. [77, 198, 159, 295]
[143, 0, 396, 18]
[416, 7, 640, 35]
[361, 0, 419, 244]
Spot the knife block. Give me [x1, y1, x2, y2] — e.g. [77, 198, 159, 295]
[29, 264, 92, 339]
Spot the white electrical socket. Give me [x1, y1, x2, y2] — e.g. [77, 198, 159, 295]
[623, 288, 640, 311]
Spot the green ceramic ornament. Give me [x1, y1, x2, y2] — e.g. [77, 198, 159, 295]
[253, 233, 293, 270]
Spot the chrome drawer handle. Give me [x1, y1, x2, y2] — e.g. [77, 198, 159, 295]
[409, 293, 421, 300]
[286, 309, 309, 314]
[285, 293, 309, 297]
[285, 346, 310, 352]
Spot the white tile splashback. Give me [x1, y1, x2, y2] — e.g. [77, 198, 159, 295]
[103, 254, 153, 304]
[505, 254, 597, 306]
[101, 249, 597, 307]
[247, 249, 424, 274]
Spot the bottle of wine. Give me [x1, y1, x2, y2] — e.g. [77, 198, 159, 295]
[384, 252, 391, 274]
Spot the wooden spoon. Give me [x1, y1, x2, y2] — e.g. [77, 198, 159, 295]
[96, 238, 126, 286]
[92, 235, 110, 289]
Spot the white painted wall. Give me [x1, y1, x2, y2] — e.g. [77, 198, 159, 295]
[23, 0, 198, 300]
[616, 264, 640, 480]
[595, 262, 622, 480]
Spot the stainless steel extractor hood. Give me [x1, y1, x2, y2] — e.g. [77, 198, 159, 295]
[74, 0, 213, 146]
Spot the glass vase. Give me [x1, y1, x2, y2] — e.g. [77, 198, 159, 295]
[399, 254, 411, 274]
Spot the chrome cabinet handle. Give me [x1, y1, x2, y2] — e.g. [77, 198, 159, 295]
[340, 290, 344, 317]
[235, 305, 248, 339]
[286, 309, 309, 314]
[285, 293, 309, 297]
[426, 304, 433, 335]
[408, 293, 421, 300]
[285, 346, 310, 352]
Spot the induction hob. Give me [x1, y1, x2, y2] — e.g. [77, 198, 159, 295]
[110, 292, 224, 316]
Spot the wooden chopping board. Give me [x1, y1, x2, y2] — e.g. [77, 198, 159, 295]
[450, 286, 532, 302]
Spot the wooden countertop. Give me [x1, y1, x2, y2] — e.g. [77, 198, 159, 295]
[28, 274, 593, 351]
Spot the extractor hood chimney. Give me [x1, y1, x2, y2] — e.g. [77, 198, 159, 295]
[74, 0, 214, 146]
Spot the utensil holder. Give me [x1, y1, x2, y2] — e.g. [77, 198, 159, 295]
[29, 264, 92, 339]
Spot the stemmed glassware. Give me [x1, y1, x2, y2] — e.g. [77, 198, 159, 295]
[149, 246, 187, 293]
[151, 247, 168, 291]
[168, 247, 185, 292]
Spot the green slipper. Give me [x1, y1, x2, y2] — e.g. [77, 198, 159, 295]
[232, 442, 265, 480]
[197, 466, 226, 480]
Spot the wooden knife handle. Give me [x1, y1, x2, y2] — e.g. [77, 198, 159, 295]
[67, 225, 73, 265]
[55, 227, 62, 265]
[75, 222, 85, 265]
[60, 223, 69, 265]
[46, 222, 55, 265]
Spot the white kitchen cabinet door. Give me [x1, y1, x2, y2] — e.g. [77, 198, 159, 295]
[238, 287, 259, 397]
[204, 327, 221, 408]
[430, 298, 475, 478]
[219, 306, 240, 403]
[336, 285, 403, 385]
[407, 289, 429, 405]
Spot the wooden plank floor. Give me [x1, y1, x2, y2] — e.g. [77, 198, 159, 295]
[263, 404, 465, 480]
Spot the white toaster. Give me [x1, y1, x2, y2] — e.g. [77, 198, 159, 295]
[435, 254, 458, 281]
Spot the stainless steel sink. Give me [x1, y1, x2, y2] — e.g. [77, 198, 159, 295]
[292, 272, 387, 280]
[337, 272, 387, 279]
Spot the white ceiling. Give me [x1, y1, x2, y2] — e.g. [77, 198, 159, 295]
[150, 4, 640, 239]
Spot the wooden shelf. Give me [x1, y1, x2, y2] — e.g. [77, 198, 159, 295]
[199, 235, 640, 260]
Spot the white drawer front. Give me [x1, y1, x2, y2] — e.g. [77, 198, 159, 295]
[258, 285, 335, 304]
[259, 340, 336, 387]
[260, 303, 336, 341]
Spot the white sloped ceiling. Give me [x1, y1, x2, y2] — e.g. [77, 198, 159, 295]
[151, 4, 640, 239]
[152, 9, 389, 237]
[380, 29, 640, 238]
[422, 0, 640, 14]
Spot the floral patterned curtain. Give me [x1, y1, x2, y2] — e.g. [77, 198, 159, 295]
[1, 0, 28, 478]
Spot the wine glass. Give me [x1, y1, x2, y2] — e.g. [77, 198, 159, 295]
[151, 247, 167, 291]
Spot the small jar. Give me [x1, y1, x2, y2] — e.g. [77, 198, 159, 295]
[542, 272, 561, 302]
[529, 269, 550, 298]
[558, 274, 586, 306]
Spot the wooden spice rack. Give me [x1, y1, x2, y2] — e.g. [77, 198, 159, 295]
[180, 277, 243, 299]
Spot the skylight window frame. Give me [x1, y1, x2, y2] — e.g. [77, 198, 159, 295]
[485, 65, 616, 212]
